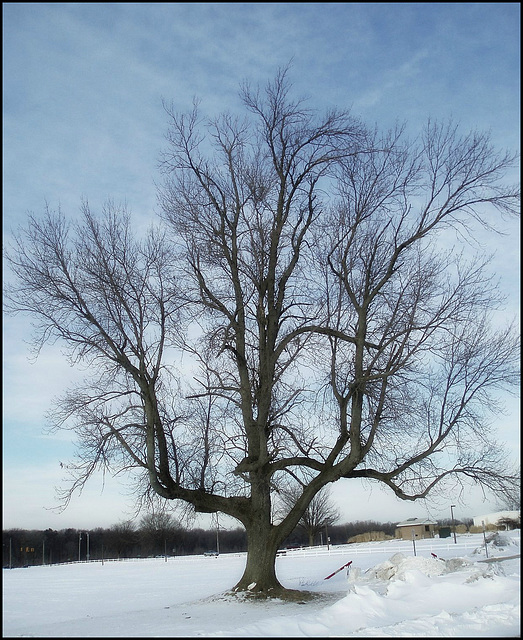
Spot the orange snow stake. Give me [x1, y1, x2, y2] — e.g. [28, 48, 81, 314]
[324, 560, 352, 580]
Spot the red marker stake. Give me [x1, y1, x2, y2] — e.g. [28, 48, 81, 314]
[324, 560, 352, 580]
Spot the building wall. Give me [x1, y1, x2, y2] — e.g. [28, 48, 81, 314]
[472, 510, 520, 529]
[395, 523, 437, 540]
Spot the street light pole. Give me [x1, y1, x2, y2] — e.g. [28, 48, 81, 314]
[86, 532, 90, 562]
[78, 532, 82, 561]
[450, 504, 457, 544]
[216, 513, 220, 555]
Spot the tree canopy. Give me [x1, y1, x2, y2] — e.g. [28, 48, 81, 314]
[4, 68, 519, 596]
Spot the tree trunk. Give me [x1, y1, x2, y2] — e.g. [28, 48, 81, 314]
[233, 520, 283, 596]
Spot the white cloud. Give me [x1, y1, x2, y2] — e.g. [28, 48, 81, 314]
[2, 461, 136, 530]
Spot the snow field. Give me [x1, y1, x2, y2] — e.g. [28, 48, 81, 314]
[2, 531, 519, 637]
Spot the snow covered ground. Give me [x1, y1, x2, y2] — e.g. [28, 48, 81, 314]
[3, 531, 520, 637]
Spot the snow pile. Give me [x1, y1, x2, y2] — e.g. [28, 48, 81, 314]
[353, 552, 448, 582]
[488, 532, 519, 548]
[315, 569, 519, 638]
[473, 531, 520, 553]
[213, 549, 519, 637]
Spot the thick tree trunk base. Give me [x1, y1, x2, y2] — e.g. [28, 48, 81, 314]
[228, 584, 334, 602]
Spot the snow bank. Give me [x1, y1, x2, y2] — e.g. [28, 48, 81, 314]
[208, 539, 520, 637]
[354, 552, 448, 582]
[323, 554, 520, 638]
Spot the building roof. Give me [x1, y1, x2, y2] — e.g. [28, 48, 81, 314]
[396, 517, 438, 527]
[472, 510, 520, 527]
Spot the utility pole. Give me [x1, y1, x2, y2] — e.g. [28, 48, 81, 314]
[450, 505, 457, 544]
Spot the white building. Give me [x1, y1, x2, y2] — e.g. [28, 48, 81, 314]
[473, 510, 520, 529]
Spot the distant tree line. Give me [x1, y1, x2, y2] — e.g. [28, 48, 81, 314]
[3, 517, 406, 568]
[5, 511, 482, 569]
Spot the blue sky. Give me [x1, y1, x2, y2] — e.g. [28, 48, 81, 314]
[3, 3, 520, 530]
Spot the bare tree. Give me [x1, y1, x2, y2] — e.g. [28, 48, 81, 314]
[495, 469, 521, 511]
[106, 520, 139, 559]
[138, 511, 181, 556]
[279, 485, 340, 546]
[4, 68, 520, 598]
